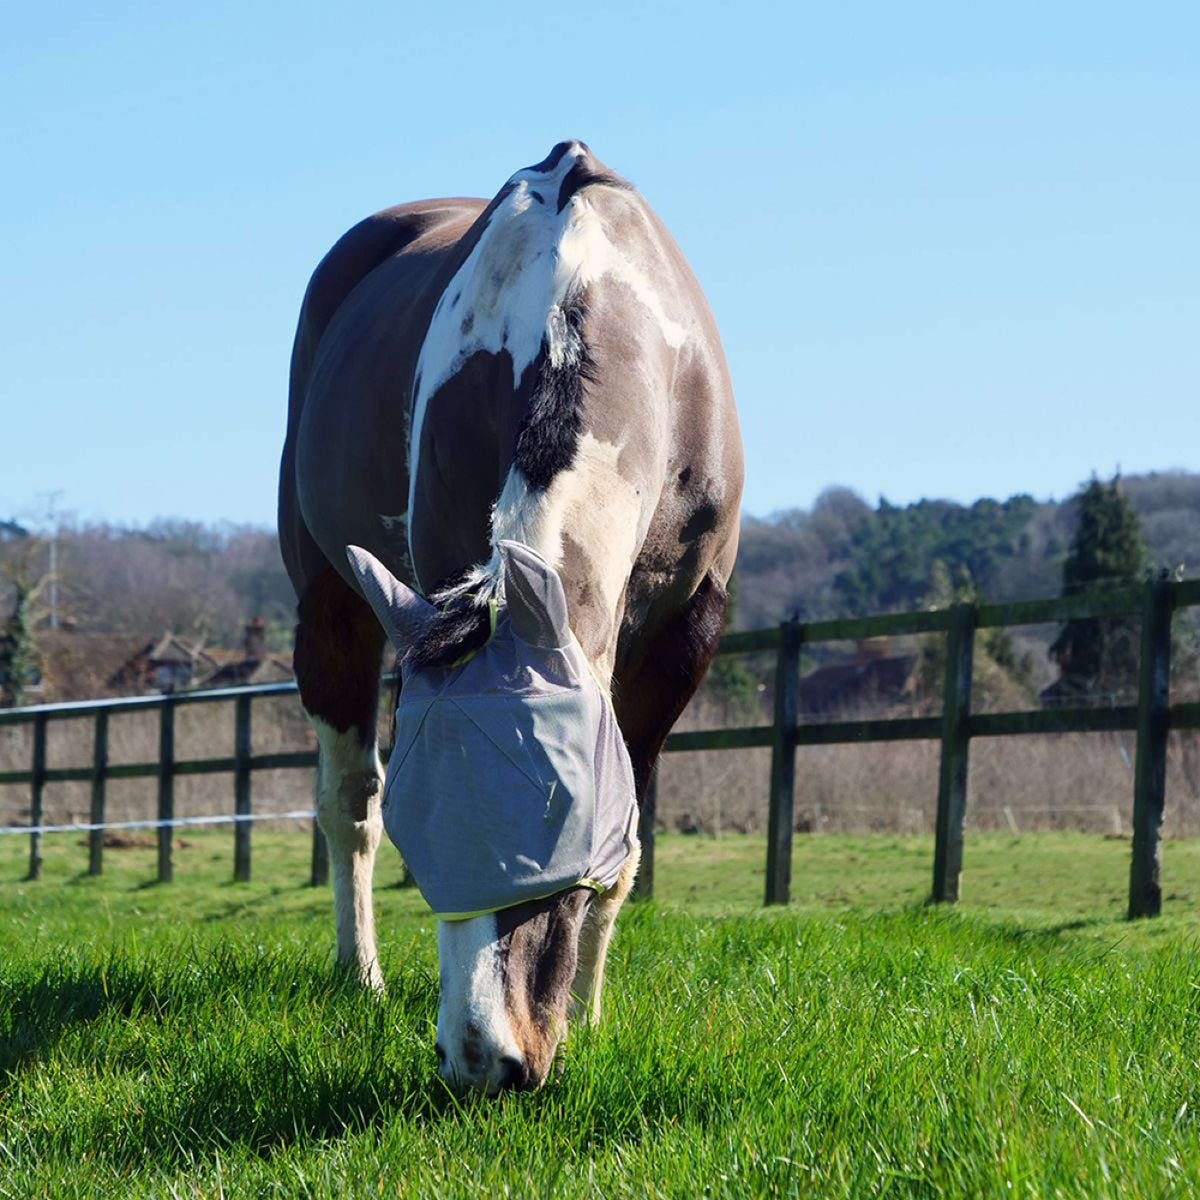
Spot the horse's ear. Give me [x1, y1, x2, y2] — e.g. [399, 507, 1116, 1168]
[499, 540, 571, 649]
[345, 546, 438, 653]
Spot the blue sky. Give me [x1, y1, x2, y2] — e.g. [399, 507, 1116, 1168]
[3, 1, 1197, 531]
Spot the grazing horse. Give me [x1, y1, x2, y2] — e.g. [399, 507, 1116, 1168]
[279, 140, 743, 1093]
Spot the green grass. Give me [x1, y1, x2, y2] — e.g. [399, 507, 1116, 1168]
[2, 830, 1199, 1197]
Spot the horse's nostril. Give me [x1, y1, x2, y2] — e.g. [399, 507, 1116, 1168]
[497, 1054, 530, 1091]
[435, 1043, 447, 1065]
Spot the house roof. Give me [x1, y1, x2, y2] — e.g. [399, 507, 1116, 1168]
[32, 632, 150, 702]
[797, 655, 917, 717]
[144, 633, 203, 665]
[199, 654, 294, 688]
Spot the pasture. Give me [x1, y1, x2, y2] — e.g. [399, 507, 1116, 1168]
[2, 831, 1199, 1197]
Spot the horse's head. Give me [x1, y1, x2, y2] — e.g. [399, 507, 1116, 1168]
[346, 540, 639, 1094]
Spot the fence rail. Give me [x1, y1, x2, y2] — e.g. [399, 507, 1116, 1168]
[2, 578, 1198, 917]
[0, 679, 322, 883]
[656, 576, 1199, 918]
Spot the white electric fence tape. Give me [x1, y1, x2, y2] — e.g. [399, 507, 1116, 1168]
[0, 810, 316, 837]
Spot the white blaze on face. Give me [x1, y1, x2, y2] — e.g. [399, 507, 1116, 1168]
[435, 915, 523, 1094]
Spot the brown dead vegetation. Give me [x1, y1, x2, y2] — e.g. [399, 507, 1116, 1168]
[656, 693, 1200, 839]
[2, 688, 1197, 841]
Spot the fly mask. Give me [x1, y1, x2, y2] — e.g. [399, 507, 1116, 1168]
[344, 540, 638, 921]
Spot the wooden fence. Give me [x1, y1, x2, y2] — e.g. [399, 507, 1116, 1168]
[2, 577, 1198, 918]
[641, 576, 1200, 918]
[0, 681, 328, 886]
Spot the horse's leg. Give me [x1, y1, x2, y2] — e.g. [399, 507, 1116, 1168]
[572, 570, 729, 1022]
[571, 843, 639, 1025]
[294, 565, 387, 991]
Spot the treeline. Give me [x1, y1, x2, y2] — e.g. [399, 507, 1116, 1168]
[0, 520, 295, 652]
[735, 471, 1200, 632]
[2, 470, 1198, 655]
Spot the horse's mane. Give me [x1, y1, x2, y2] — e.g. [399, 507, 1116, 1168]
[408, 593, 493, 671]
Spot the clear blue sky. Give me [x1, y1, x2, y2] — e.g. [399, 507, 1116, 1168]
[3, 1, 1197, 531]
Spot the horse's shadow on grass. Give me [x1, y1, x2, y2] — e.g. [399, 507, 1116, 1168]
[1, 951, 692, 1170]
[2, 950, 739, 1176]
[0, 950, 477, 1167]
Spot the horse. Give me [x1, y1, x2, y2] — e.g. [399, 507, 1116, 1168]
[278, 140, 743, 1094]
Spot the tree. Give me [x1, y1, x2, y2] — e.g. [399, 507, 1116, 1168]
[0, 529, 52, 708]
[0, 579, 36, 707]
[830, 493, 1037, 616]
[1049, 475, 1148, 701]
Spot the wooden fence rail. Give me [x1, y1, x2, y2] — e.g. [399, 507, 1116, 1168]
[2, 578, 1198, 916]
[653, 576, 1200, 918]
[0, 681, 320, 884]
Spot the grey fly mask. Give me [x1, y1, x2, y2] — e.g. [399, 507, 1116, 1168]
[345, 540, 638, 920]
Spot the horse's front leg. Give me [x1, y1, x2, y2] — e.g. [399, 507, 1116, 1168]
[295, 566, 387, 991]
[571, 842, 640, 1024]
[575, 570, 730, 1020]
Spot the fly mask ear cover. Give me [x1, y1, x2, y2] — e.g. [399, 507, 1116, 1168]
[345, 542, 638, 920]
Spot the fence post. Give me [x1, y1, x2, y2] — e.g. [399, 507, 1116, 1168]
[88, 710, 108, 876]
[1129, 577, 1173, 918]
[310, 767, 328, 886]
[233, 694, 252, 883]
[632, 764, 658, 900]
[156, 697, 175, 883]
[27, 713, 47, 881]
[765, 618, 802, 905]
[932, 602, 976, 903]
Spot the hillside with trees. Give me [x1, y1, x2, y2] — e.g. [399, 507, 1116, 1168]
[3, 474, 1198, 842]
[735, 470, 1200, 631]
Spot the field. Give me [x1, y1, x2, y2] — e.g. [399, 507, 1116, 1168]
[2, 830, 1200, 1198]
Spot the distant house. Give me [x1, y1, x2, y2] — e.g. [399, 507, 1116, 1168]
[107, 633, 210, 693]
[797, 638, 917, 717]
[106, 620, 292, 694]
[198, 619, 294, 688]
[31, 631, 151, 702]
[10, 620, 293, 704]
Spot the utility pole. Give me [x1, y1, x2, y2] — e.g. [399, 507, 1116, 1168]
[42, 490, 63, 630]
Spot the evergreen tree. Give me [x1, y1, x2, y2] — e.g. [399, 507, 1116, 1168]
[1049, 475, 1148, 701]
[0, 581, 36, 708]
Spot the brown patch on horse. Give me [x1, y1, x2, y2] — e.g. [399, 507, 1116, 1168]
[496, 889, 592, 1086]
[294, 565, 387, 754]
[614, 571, 729, 799]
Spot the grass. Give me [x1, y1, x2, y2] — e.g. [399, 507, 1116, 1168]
[2, 829, 1199, 1197]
